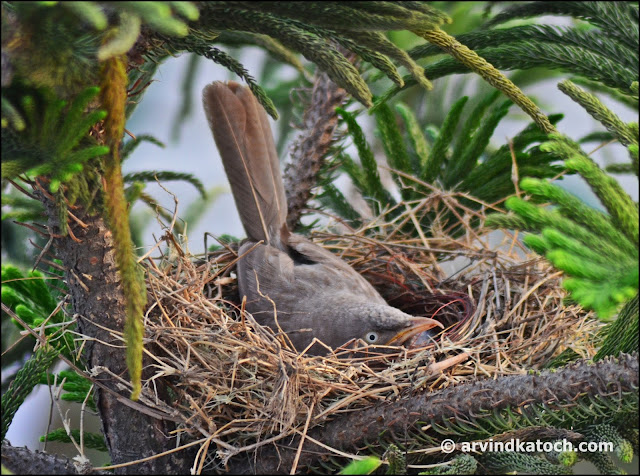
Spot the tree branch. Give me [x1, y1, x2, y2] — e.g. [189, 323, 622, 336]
[226, 353, 639, 473]
[1, 441, 112, 475]
[36, 186, 194, 474]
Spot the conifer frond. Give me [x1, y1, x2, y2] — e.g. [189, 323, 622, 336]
[324, 93, 563, 236]
[123, 171, 206, 198]
[39, 428, 107, 453]
[421, 96, 469, 184]
[487, 171, 638, 320]
[336, 108, 395, 216]
[187, 2, 452, 110]
[595, 294, 638, 359]
[215, 1, 448, 32]
[382, 42, 635, 105]
[121, 134, 166, 161]
[558, 80, 638, 148]
[38, 369, 97, 412]
[410, 24, 638, 72]
[1, 265, 74, 358]
[215, 31, 305, 73]
[485, 1, 638, 51]
[542, 136, 638, 244]
[1, 345, 58, 441]
[378, 1, 637, 111]
[1, 87, 109, 192]
[374, 103, 413, 200]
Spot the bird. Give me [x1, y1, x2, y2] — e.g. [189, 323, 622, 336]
[202, 81, 443, 355]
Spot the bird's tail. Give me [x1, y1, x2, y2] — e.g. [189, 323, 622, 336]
[202, 81, 287, 245]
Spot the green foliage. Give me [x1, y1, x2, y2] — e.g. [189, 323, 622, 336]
[381, 1, 638, 105]
[39, 369, 96, 411]
[168, 37, 278, 119]
[470, 3, 640, 326]
[374, 103, 413, 200]
[595, 294, 639, 360]
[335, 107, 394, 216]
[121, 134, 166, 161]
[1, 86, 109, 192]
[123, 171, 206, 198]
[545, 445, 578, 467]
[384, 444, 406, 475]
[323, 93, 564, 236]
[585, 423, 635, 464]
[1, 193, 44, 223]
[487, 125, 639, 320]
[2, 264, 63, 330]
[1, 264, 74, 356]
[215, 31, 305, 74]
[177, 2, 451, 111]
[3, 2, 197, 95]
[420, 454, 477, 475]
[338, 456, 381, 475]
[558, 80, 637, 148]
[40, 428, 107, 452]
[479, 451, 572, 475]
[488, 174, 638, 320]
[579, 422, 636, 474]
[559, 79, 638, 176]
[1, 345, 58, 441]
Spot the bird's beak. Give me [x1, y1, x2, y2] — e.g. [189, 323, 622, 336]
[386, 317, 444, 346]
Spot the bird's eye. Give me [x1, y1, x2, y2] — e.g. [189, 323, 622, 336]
[365, 332, 379, 343]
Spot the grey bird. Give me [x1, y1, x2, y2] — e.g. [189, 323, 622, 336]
[203, 81, 442, 355]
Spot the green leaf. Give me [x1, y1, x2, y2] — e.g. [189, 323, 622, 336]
[339, 456, 382, 475]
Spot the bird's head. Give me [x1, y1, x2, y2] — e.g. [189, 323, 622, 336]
[314, 303, 444, 354]
[359, 308, 443, 347]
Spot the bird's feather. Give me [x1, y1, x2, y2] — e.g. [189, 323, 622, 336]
[202, 81, 287, 246]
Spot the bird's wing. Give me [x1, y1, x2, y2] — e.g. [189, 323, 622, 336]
[202, 81, 287, 245]
[286, 234, 387, 301]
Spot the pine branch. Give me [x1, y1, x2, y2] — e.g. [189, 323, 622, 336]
[283, 71, 349, 230]
[337, 107, 395, 214]
[421, 96, 468, 183]
[410, 24, 638, 72]
[213, 1, 449, 32]
[196, 7, 375, 108]
[558, 80, 638, 147]
[413, 29, 556, 133]
[485, 1, 638, 51]
[383, 41, 636, 107]
[215, 31, 305, 73]
[1, 345, 58, 440]
[374, 103, 413, 200]
[123, 171, 206, 198]
[541, 136, 638, 244]
[227, 353, 639, 473]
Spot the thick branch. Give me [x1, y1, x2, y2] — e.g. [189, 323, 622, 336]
[1, 441, 111, 475]
[227, 353, 639, 473]
[38, 188, 193, 474]
[283, 71, 348, 230]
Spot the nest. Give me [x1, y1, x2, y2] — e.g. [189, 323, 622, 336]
[136, 190, 601, 472]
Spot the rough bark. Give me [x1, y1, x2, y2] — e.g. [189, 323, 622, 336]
[1, 441, 112, 475]
[226, 353, 639, 474]
[283, 67, 349, 230]
[38, 188, 194, 474]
